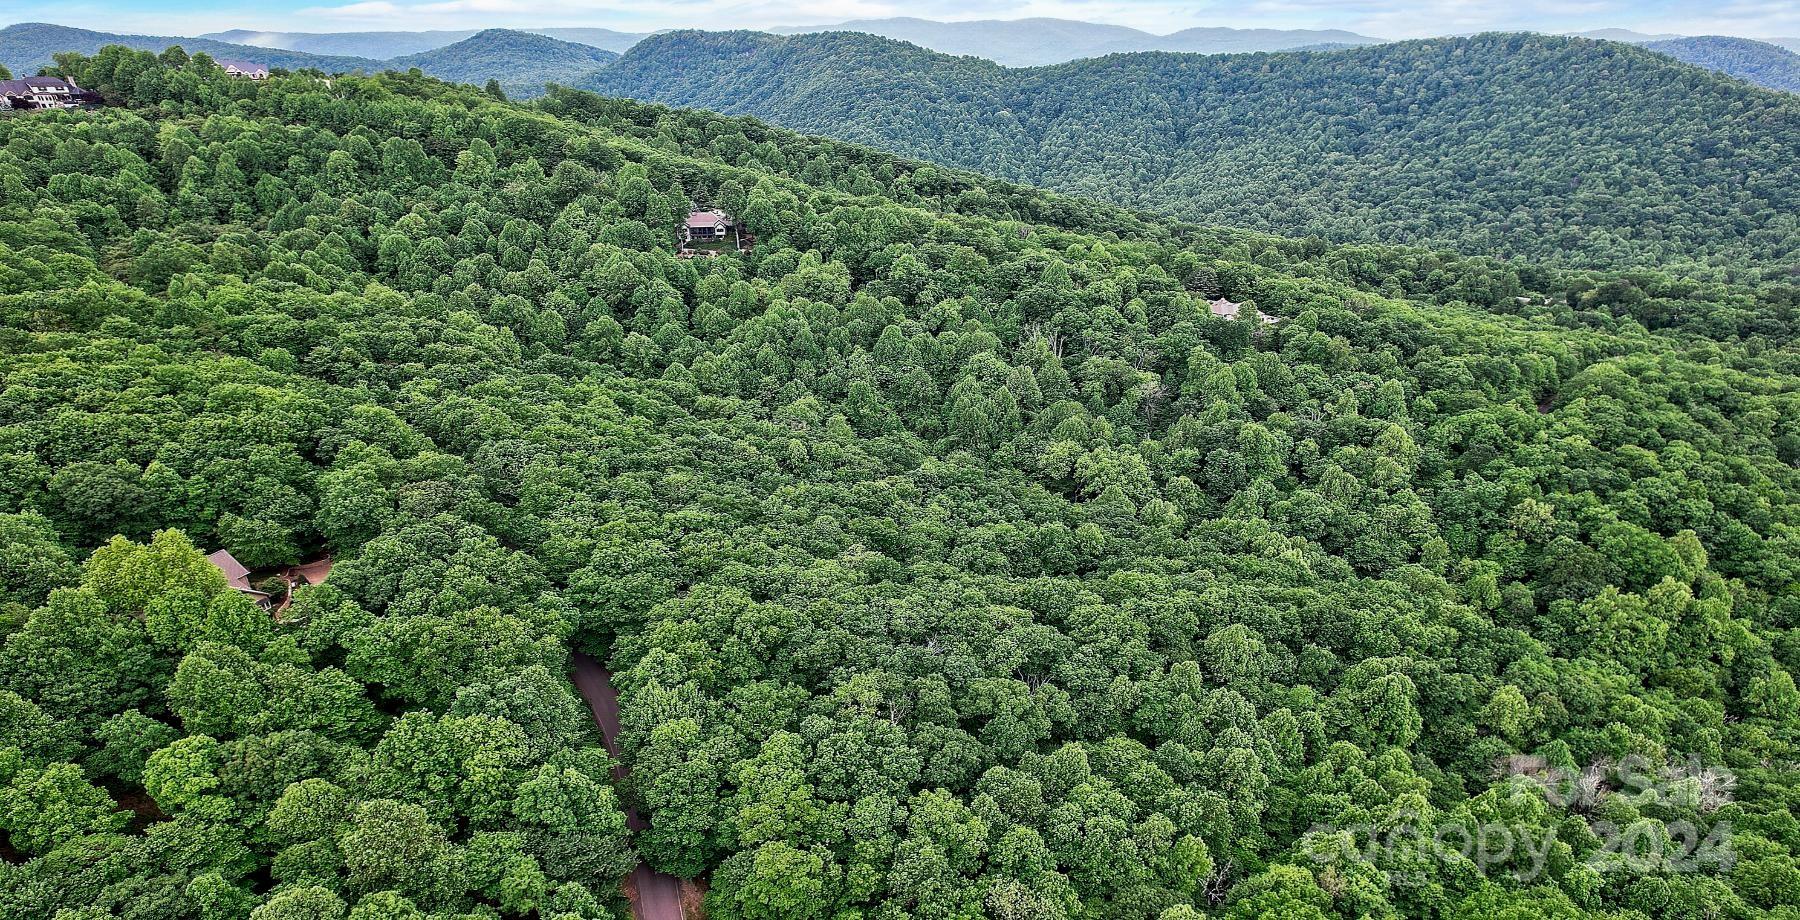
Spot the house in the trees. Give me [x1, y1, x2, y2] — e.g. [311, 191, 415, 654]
[271, 555, 333, 616]
[0, 76, 96, 110]
[1208, 297, 1281, 325]
[217, 60, 270, 80]
[206, 549, 274, 610]
[684, 208, 734, 244]
[284, 556, 333, 589]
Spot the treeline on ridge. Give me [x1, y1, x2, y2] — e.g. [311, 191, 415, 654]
[587, 31, 1800, 279]
[0, 45, 1798, 920]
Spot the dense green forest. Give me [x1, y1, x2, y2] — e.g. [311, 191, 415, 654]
[0, 24, 613, 100]
[767, 18, 1383, 66]
[197, 27, 648, 59]
[1643, 37, 1800, 93]
[3, 43, 1800, 920]
[588, 31, 1800, 278]
[0, 22, 383, 75]
[387, 30, 618, 100]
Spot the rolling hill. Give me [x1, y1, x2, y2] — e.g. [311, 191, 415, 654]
[201, 27, 483, 58]
[531, 27, 654, 53]
[388, 29, 617, 97]
[12, 41, 1800, 920]
[0, 23, 618, 99]
[0, 21, 381, 74]
[1644, 35, 1800, 92]
[1155, 25, 1386, 53]
[771, 16, 1383, 65]
[587, 30, 1800, 275]
[1559, 29, 1800, 89]
[200, 26, 648, 57]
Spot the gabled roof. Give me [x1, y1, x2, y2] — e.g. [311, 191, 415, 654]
[1208, 297, 1244, 319]
[686, 210, 730, 229]
[206, 549, 254, 590]
[1208, 297, 1282, 325]
[217, 60, 270, 76]
[290, 557, 333, 586]
[0, 77, 76, 94]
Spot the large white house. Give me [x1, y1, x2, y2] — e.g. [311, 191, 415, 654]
[0, 77, 91, 109]
[217, 60, 271, 80]
[684, 209, 734, 243]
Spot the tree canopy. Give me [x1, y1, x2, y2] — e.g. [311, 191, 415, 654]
[589, 31, 1800, 278]
[0, 44, 1798, 920]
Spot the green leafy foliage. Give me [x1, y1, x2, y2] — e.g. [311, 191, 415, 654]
[589, 30, 1800, 276]
[0, 24, 617, 104]
[1646, 36, 1800, 93]
[387, 30, 618, 100]
[770, 18, 1383, 67]
[0, 44, 1797, 920]
[0, 22, 381, 75]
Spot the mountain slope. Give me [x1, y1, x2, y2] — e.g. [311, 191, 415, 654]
[531, 27, 651, 53]
[388, 28, 617, 97]
[202, 28, 483, 58]
[201, 26, 648, 57]
[1151, 25, 1384, 54]
[0, 22, 615, 96]
[772, 16, 1153, 65]
[10, 41, 1800, 920]
[1645, 35, 1800, 92]
[589, 30, 1800, 274]
[0, 21, 381, 74]
[772, 16, 1381, 65]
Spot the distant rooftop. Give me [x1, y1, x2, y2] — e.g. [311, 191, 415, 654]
[206, 548, 253, 589]
[0, 76, 77, 93]
[216, 59, 270, 77]
[1208, 297, 1281, 324]
[686, 209, 731, 228]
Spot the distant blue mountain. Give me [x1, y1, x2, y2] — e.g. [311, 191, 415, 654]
[200, 26, 647, 57]
[0, 21, 381, 74]
[770, 17, 1384, 66]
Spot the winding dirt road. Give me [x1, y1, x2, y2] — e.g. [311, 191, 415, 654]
[570, 650, 687, 920]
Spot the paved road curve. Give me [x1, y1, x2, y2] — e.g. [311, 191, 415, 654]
[570, 650, 687, 920]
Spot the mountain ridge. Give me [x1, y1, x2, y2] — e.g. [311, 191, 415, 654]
[199, 25, 648, 57]
[13, 18, 1800, 91]
[0, 23, 617, 98]
[1568, 28, 1683, 42]
[9, 45, 1800, 920]
[769, 16, 1384, 65]
[0, 21, 383, 73]
[387, 28, 618, 97]
[587, 30, 1800, 274]
[1644, 35, 1800, 92]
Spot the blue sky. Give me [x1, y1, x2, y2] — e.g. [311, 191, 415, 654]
[4, 0, 1797, 40]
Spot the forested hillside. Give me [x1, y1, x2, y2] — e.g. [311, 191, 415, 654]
[3, 42, 1800, 920]
[201, 27, 648, 58]
[769, 18, 1382, 66]
[201, 27, 489, 58]
[589, 31, 1800, 277]
[0, 24, 618, 100]
[1644, 36, 1800, 92]
[388, 30, 619, 99]
[0, 22, 382, 74]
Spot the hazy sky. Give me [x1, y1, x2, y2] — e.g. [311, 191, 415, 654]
[4, 0, 1798, 40]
